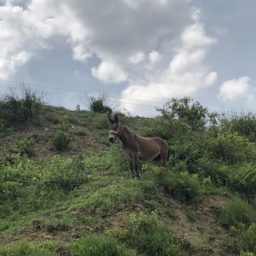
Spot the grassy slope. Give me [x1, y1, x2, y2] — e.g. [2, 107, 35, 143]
[0, 106, 242, 255]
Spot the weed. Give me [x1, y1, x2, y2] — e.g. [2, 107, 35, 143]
[124, 211, 179, 256]
[221, 197, 256, 227]
[70, 234, 130, 256]
[17, 138, 35, 157]
[157, 169, 203, 203]
[52, 130, 71, 151]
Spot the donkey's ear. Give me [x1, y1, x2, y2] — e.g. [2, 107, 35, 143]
[114, 113, 118, 123]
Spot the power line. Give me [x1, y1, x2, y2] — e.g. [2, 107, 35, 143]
[0, 79, 161, 108]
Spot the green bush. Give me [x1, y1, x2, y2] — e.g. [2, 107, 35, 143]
[158, 97, 210, 131]
[17, 138, 35, 157]
[228, 163, 256, 196]
[0, 243, 55, 256]
[89, 95, 112, 113]
[125, 212, 179, 256]
[221, 197, 256, 228]
[239, 223, 256, 254]
[0, 119, 5, 132]
[157, 170, 203, 203]
[44, 155, 89, 191]
[205, 131, 255, 165]
[108, 143, 130, 174]
[0, 87, 44, 127]
[0, 156, 88, 217]
[222, 114, 256, 142]
[70, 234, 131, 256]
[52, 130, 71, 151]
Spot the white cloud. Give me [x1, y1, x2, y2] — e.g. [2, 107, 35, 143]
[218, 76, 252, 101]
[91, 60, 127, 84]
[129, 52, 146, 64]
[149, 51, 161, 64]
[0, 0, 191, 83]
[0, 0, 220, 115]
[120, 10, 218, 114]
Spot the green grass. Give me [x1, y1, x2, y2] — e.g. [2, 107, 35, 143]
[1, 101, 256, 256]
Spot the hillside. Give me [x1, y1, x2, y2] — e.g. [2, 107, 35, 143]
[0, 97, 256, 256]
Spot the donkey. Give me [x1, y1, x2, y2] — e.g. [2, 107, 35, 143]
[108, 113, 169, 179]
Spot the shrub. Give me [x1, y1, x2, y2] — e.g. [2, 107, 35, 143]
[221, 197, 256, 228]
[108, 143, 130, 174]
[44, 155, 88, 191]
[0, 119, 5, 132]
[157, 170, 203, 203]
[0, 87, 44, 127]
[205, 131, 255, 165]
[89, 95, 112, 113]
[228, 163, 256, 196]
[158, 97, 209, 131]
[222, 114, 256, 142]
[239, 223, 256, 254]
[0, 243, 55, 256]
[70, 234, 131, 256]
[52, 131, 71, 151]
[125, 212, 179, 256]
[17, 138, 35, 157]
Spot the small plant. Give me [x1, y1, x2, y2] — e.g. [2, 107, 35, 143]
[221, 197, 256, 228]
[0, 86, 44, 127]
[17, 138, 35, 157]
[239, 223, 256, 254]
[45, 155, 88, 191]
[157, 170, 203, 203]
[70, 234, 131, 256]
[60, 116, 70, 131]
[52, 130, 71, 151]
[0, 119, 5, 132]
[124, 211, 179, 256]
[0, 242, 55, 256]
[89, 95, 112, 113]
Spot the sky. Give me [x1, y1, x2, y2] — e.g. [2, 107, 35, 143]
[0, 0, 255, 116]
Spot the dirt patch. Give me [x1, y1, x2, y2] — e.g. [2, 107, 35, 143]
[164, 195, 233, 256]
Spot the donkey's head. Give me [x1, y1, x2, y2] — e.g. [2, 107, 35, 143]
[108, 113, 121, 143]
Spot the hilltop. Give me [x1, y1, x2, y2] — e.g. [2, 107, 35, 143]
[0, 96, 256, 256]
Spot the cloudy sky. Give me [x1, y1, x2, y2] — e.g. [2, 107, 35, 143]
[0, 0, 255, 116]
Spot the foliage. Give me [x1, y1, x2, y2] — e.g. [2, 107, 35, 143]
[70, 234, 131, 256]
[229, 163, 256, 196]
[0, 156, 88, 218]
[52, 130, 71, 151]
[16, 138, 35, 157]
[0, 87, 44, 127]
[124, 211, 179, 256]
[44, 155, 89, 191]
[108, 143, 130, 174]
[156, 169, 203, 203]
[0, 243, 56, 256]
[221, 113, 256, 142]
[89, 95, 112, 113]
[158, 97, 210, 131]
[204, 131, 255, 165]
[221, 197, 256, 228]
[239, 223, 256, 254]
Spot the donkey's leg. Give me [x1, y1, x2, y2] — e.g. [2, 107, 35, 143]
[129, 159, 136, 179]
[160, 148, 169, 166]
[133, 154, 140, 179]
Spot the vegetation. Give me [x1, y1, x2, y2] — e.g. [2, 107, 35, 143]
[0, 95, 256, 255]
[89, 95, 112, 113]
[0, 87, 44, 128]
[52, 130, 71, 151]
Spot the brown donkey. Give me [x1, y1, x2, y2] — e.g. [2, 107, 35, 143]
[108, 113, 169, 179]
